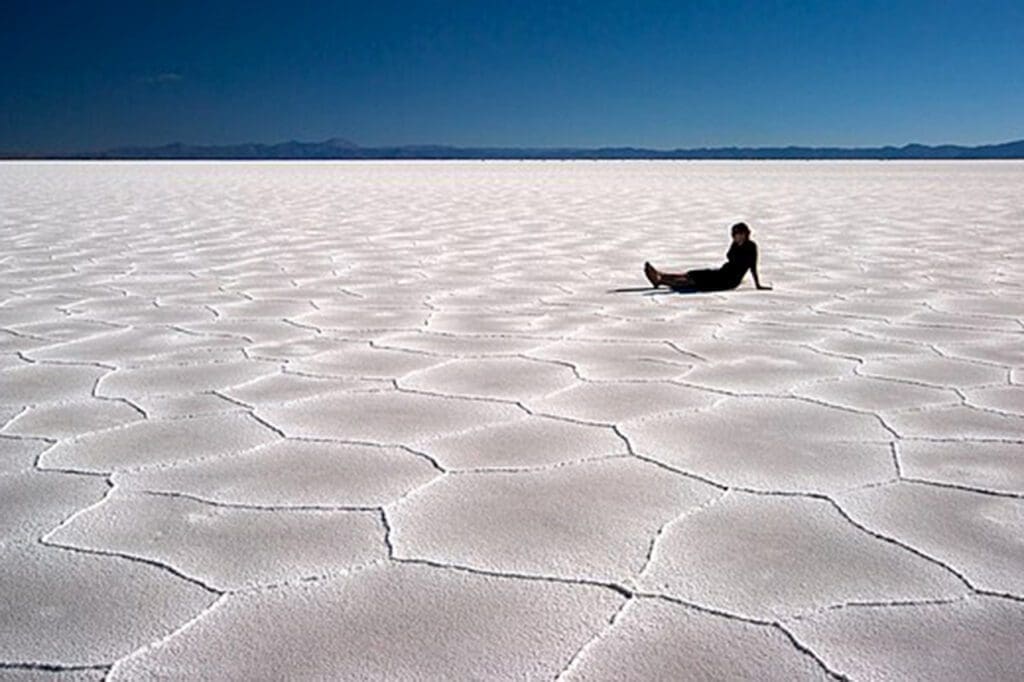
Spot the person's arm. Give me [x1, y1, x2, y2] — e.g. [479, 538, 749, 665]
[752, 266, 771, 290]
[751, 244, 772, 290]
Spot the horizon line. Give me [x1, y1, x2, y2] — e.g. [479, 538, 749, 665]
[3, 135, 1024, 160]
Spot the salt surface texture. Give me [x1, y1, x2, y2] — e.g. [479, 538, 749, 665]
[1, 161, 1022, 679]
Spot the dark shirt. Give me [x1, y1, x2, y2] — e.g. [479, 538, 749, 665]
[720, 240, 757, 286]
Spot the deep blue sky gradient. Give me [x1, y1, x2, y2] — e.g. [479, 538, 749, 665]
[2, 0, 1023, 153]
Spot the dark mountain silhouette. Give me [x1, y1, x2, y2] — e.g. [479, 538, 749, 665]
[80, 137, 363, 160]
[9, 137, 1024, 160]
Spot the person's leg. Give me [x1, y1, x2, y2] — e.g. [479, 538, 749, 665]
[646, 262, 696, 289]
[645, 262, 692, 288]
[659, 273, 692, 288]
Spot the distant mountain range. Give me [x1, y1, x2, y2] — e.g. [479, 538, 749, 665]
[9, 137, 1024, 160]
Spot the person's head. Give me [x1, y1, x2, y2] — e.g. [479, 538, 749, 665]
[730, 222, 751, 244]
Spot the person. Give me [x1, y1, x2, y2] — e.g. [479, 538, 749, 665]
[644, 222, 771, 292]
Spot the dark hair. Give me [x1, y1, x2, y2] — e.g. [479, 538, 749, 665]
[731, 222, 750, 234]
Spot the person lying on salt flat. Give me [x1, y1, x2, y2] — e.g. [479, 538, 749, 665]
[644, 221, 772, 292]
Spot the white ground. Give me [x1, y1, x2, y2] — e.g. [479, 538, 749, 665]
[1, 160, 1022, 680]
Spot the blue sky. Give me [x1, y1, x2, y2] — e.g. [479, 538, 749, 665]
[2, 0, 1022, 152]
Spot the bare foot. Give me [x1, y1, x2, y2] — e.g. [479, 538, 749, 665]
[644, 262, 661, 288]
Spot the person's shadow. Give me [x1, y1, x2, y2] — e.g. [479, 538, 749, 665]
[606, 286, 698, 295]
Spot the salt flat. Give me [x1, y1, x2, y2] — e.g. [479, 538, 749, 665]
[1, 160, 1022, 680]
